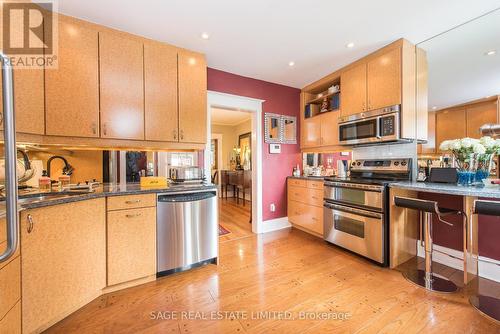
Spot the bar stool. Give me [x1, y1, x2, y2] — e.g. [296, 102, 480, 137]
[469, 199, 500, 322]
[394, 196, 465, 293]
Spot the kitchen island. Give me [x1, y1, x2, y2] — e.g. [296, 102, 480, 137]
[388, 181, 500, 286]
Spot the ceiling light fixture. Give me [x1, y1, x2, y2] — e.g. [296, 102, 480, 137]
[201, 32, 210, 40]
[346, 42, 355, 48]
[432, 106, 437, 110]
[288, 61, 295, 67]
[485, 50, 496, 56]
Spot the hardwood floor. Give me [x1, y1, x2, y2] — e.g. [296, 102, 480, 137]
[218, 197, 253, 242]
[45, 226, 498, 333]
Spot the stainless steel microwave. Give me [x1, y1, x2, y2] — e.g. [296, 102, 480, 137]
[338, 105, 400, 145]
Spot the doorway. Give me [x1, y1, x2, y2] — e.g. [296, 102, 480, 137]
[205, 91, 264, 235]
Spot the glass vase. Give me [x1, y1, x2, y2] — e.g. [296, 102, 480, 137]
[475, 153, 494, 183]
[454, 152, 479, 186]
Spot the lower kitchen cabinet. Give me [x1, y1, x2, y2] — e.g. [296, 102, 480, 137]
[287, 179, 324, 236]
[21, 199, 106, 334]
[107, 205, 156, 286]
[0, 301, 21, 334]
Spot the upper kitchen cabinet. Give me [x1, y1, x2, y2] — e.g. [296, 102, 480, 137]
[341, 63, 367, 117]
[366, 47, 402, 111]
[144, 42, 178, 142]
[466, 100, 498, 138]
[0, 5, 44, 135]
[45, 16, 99, 137]
[436, 107, 467, 151]
[301, 117, 321, 148]
[178, 50, 207, 144]
[99, 31, 144, 140]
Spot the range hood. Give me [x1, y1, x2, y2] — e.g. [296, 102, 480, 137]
[479, 124, 500, 138]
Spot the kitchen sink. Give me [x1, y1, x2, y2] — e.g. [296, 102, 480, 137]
[0, 190, 93, 206]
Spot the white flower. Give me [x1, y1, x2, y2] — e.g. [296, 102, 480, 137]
[472, 143, 486, 154]
[460, 138, 474, 149]
[480, 136, 496, 149]
[439, 140, 451, 151]
[451, 140, 462, 151]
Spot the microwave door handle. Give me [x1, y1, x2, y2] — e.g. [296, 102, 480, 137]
[0, 53, 19, 264]
[376, 116, 382, 139]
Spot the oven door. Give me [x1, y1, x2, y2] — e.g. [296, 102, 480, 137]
[339, 116, 379, 145]
[324, 202, 384, 264]
[324, 181, 384, 211]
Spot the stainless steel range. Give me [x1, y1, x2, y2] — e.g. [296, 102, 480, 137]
[323, 158, 412, 266]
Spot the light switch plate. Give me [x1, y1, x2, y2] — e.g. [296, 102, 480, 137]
[269, 144, 281, 154]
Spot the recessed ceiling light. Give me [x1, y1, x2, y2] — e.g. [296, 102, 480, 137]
[201, 32, 210, 40]
[346, 42, 355, 48]
[485, 95, 492, 98]
[485, 50, 496, 56]
[288, 61, 295, 67]
[432, 106, 437, 110]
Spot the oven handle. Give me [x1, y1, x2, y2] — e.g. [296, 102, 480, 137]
[324, 181, 383, 192]
[376, 116, 382, 139]
[324, 202, 383, 219]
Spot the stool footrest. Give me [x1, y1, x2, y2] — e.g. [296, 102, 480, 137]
[403, 269, 458, 293]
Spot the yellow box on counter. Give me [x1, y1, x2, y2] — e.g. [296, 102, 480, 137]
[140, 177, 168, 187]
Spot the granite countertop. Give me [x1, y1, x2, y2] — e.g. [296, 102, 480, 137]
[0, 182, 217, 213]
[287, 175, 326, 180]
[390, 181, 500, 199]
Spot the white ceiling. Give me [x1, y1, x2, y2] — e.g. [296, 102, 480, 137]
[421, 9, 500, 110]
[54, 0, 500, 88]
[211, 107, 251, 126]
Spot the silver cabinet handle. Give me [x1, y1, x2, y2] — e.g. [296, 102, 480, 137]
[125, 213, 142, 218]
[27, 214, 34, 234]
[173, 129, 177, 140]
[103, 123, 107, 136]
[91, 122, 97, 135]
[180, 129, 184, 140]
[0, 54, 19, 263]
[125, 199, 141, 204]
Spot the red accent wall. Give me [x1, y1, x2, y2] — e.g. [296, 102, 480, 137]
[207, 68, 301, 221]
[418, 193, 500, 261]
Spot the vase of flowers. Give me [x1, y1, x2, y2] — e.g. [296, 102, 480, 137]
[439, 137, 500, 186]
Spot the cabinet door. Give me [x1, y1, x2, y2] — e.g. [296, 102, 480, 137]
[99, 32, 144, 140]
[45, 17, 99, 137]
[107, 207, 156, 286]
[320, 111, 339, 146]
[418, 111, 436, 154]
[340, 63, 367, 117]
[367, 48, 401, 110]
[466, 101, 497, 139]
[0, 5, 44, 135]
[178, 50, 207, 143]
[21, 199, 106, 334]
[144, 42, 178, 141]
[301, 117, 321, 147]
[436, 108, 466, 151]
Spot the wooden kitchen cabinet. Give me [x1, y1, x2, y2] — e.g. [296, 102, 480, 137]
[341, 63, 367, 117]
[466, 100, 497, 139]
[107, 206, 156, 286]
[99, 31, 144, 140]
[21, 199, 106, 334]
[178, 50, 207, 144]
[144, 41, 179, 142]
[436, 107, 467, 152]
[367, 47, 401, 111]
[0, 301, 21, 334]
[301, 117, 321, 147]
[45, 16, 100, 137]
[418, 111, 436, 154]
[320, 111, 340, 146]
[287, 179, 324, 237]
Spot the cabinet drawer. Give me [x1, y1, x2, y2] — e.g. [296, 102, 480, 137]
[288, 200, 324, 236]
[288, 186, 308, 203]
[305, 188, 324, 207]
[0, 301, 21, 334]
[307, 180, 324, 190]
[0, 256, 20, 321]
[288, 178, 307, 188]
[107, 207, 156, 286]
[107, 194, 156, 211]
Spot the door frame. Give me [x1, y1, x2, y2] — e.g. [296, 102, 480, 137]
[206, 91, 265, 234]
[210, 133, 223, 186]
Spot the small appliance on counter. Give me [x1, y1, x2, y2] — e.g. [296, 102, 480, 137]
[168, 166, 205, 184]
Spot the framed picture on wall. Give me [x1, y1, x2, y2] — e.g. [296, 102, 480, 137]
[238, 132, 252, 170]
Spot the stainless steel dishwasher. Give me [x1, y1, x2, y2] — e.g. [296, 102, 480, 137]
[156, 190, 218, 276]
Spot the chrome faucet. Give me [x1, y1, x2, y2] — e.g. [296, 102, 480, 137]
[46, 156, 74, 178]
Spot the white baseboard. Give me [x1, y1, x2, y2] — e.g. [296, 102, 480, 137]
[417, 243, 500, 283]
[261, 217, 291, 233]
